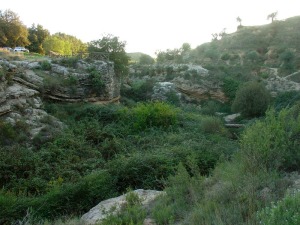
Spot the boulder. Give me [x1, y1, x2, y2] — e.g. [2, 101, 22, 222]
[80, 189, 164, 225]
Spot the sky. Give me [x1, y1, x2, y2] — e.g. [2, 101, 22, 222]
[1, 0, 300, 56]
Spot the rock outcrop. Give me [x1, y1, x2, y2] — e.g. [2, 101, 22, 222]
[81, 189, 163, 225]
[0, 57, 121, 141]
[129, 63, 227, 103]
[152, 82, 181, 102]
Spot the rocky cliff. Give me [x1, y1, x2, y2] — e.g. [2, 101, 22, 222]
[0, 57, 120, 140]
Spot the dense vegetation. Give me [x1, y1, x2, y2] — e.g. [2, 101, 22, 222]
[1, 11, 300, 225]
[0, 101, 238, 224]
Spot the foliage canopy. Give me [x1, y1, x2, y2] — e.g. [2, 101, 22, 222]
[0, 10, 29, 47]
[88, 34, 130, 76]
[232, 81, 270, 118]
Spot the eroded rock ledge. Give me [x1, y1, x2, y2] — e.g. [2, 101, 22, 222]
[0, 58, 121, 141]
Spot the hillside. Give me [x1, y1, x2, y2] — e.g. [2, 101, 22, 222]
[127, 52, 144, 62]
[1, 16, 300, 225]
[124, 16, 300, 108]
[190, 16, 300, 77]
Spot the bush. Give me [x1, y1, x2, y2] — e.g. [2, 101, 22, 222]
[239, 105, 300, 172]
[200, 101, 220, 115]
[246, 50, 261, 62]
[221, 53, 230, 61]
[39, 60, 52, 71]
[273, 91, 300, 111]
[0, 170, 117, 223]
[120, 102, 179, 131]
[222, 77, 240, 102]
[107, 152, 176, 192]
[232, 81, 270, 118]
[56, 57, 79, 68]
[152, 163, 203, 224]
[201, 116, 227, 135]
[0, 120, 30, 146]
[257, 191, 300, 225]
[121, 79, 155, 102]
[87, 66, 104, 95]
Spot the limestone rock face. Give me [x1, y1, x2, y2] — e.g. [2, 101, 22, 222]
[152, 82, 181, 101]
[173, 77, 228, 103]
[128, 63, 227, 103]
[80, 189, 163, 225]
[0, 57, 121, 141]
[0, 76, 63, 140]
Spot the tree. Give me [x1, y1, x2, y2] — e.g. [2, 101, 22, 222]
[54, 32, 86, 54]
[43, 35, 72, 55]
[267, 11, 278, 23]
[181, 43, 191, 53]
[42, 33, 86, 56]
[232, 81, 271, 118]
[218, 28, 227, 39]
[0, 10, 29, 47]
[139, 53, 155, 65]
[211, 33, 218, 41]
[88, 34, 130, 76]
[28, 24, 50, 54]
[236, 16, 242, 26]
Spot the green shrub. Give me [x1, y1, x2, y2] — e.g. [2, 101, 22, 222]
[0, 120, 30, 146]
[239, 106, 300, 172]
[273, 91, 300, 111]
[232, 81, 270, 118]
[165, 90, 181, 106]
[200, 101, 220, 115]
[201, 116, 227, 135]
[246, 50, 261, 62]
[39, 60, 52, 71]
[221, 53, 230, 61]
[56, 57, 79, 68]
[0, 121, 16, 145]
[121, 79, 155, 102]
[0, 170, 117, 223]
[120, 102, 179, 131]
[107, 152, 176, 192]
[257, 191, 300, 225]
[72, 104, 122, 124]
[87, 66, 104, 94]
[152, 200, 174, 225]
[152, 163, 203, 224]
[222, 77, 240, 102]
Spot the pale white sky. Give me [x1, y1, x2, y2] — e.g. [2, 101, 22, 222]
[1, 0, 300, 56]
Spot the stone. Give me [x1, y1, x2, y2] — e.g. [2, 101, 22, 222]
[80, 189, 164, 225]
[152, 82, 181, 102]
[51, 64, 69, 75]
[224, 113, 241, 123]
[26, 62, 41, 69]
[143, 218, 157, 225]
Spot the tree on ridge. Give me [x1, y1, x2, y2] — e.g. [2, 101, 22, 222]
[267, 11, 278, 23]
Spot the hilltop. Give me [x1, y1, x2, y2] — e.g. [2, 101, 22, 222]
[189, 16, 300, 77]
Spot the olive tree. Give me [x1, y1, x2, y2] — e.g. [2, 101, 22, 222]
[232, 81, 271, 118]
